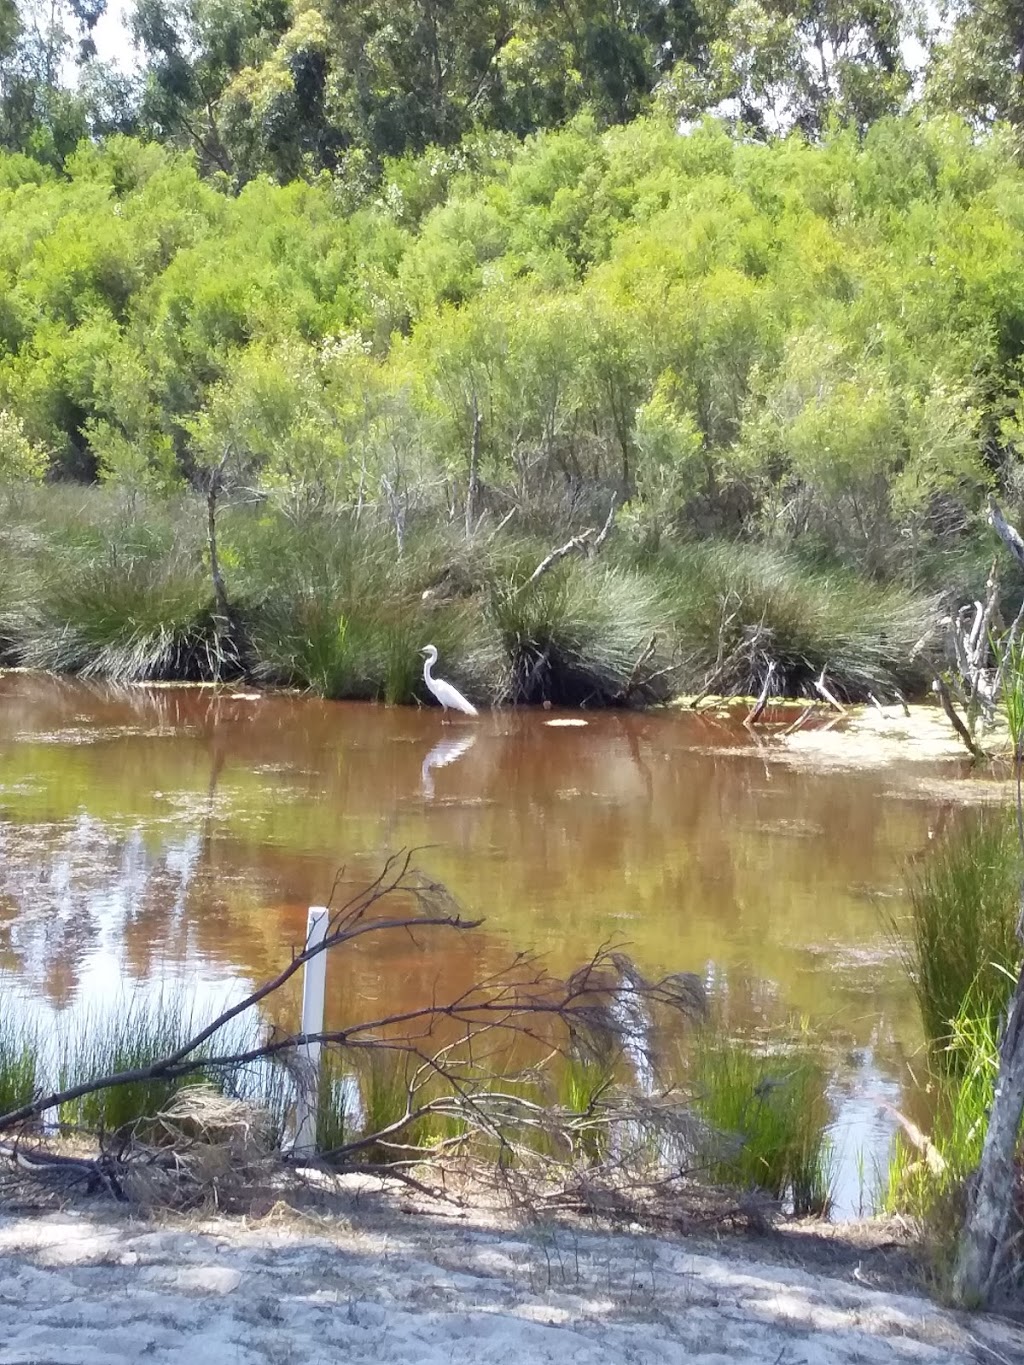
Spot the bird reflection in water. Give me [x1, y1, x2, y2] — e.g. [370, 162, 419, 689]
[420, 733, 477, 801]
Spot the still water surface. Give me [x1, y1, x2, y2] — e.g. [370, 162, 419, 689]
[0, 672, 975, 1213]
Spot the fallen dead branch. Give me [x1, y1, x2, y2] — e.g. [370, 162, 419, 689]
[0, 858, 721, 1219]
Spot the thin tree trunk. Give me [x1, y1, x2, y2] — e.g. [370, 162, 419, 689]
[466, 391, 481, 540]
[953, 959, 1024, 1306]
[207, 483, 230, 625]
[205, 450, 233, 680]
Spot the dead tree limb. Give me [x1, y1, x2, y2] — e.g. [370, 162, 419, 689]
[745, 660, 776, 726]
[522, 530, 595, 590]
[988, 497, 1024, 571]
[593, 498, 617, 553]
[521, 502, 617, 592]
[813, 667, 847, 715]
[933, 674, 983, 759]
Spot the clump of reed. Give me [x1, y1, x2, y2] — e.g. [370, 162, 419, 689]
[57, 997, 223, 1138]
[352, 1049, 440, 1161]
[314, 1048, 350, 1154]
[487, 557, 676, 706]
[657, 541, 937, 701]
[233, 511, 497, 703]
[6, 490, 221, 681]
[883, 1006, 1004, 1284]
[556, 1056, 614, 1163]
[690, 1031, 835, 1216]
[0, 1014, 38, 1117]
[897, 809, 1022, 1060]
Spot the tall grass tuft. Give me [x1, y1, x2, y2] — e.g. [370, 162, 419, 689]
[354, 1050, 426, 1160]
[691, 1032, 834, 1216]
[488, 559, 675, 706]
[315, 1048, 350, 1154]
[0, 1014, 37, 1117]
[557, 1057, 613, 1163]
[657, 541, 937, 700]
[898, 810, 1022, 1060]
[236, 512, 495, 703]
[16, 530, 218, 682]
[883, 1007, 1004, 1281]
[57, 997, 221, 1138]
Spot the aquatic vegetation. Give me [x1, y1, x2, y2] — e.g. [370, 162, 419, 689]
[898, 810, 1022, 1059]
[56, 996, 235, 1138]
[690, 1032, 835, 1217]
[0, 1014, 37, 1118]
[312, 1050, 351, 1154]
[883, 1008, 1006, 1286]
[5, 491, 221, 682]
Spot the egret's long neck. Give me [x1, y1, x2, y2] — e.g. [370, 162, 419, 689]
[423, 653, 435, 686]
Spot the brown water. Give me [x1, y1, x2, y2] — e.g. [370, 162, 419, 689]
[0, 672, 972, 1214]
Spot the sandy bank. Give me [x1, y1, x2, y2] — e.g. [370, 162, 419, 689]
[1, 1190, 1021, 1365]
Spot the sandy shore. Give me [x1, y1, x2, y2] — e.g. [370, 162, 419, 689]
[1, 1187, 1022, 1365]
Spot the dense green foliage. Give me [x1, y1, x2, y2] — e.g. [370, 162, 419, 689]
[0, 116, 1020, 566]
[2, 3, 1024, 700]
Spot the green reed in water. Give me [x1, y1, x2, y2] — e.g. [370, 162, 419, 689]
[314, 1048, 350, 1154]
[898, 810, 1022, 1062]
[0, 1014, 38, 1118]
[883, 1003, 1002, 1286]
[691, 1032, 835, 1217]
[57, 997, 222, 1138]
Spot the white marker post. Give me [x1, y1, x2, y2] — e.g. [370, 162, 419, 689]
[291, 906, 329, 1158]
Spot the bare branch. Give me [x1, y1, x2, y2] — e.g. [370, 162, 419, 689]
[988, 497, 1024, 571]
[522, 529, 594, 590]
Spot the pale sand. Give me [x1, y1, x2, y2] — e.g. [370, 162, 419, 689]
[0, 1198, 1021, 1365]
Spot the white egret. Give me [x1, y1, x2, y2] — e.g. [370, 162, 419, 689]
[419, 645, 478, 719]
